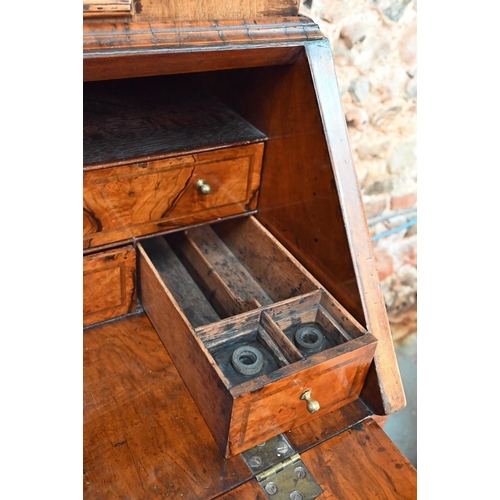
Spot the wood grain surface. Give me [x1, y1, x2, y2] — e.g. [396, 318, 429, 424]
[218, 419, 417, 499]
[201, 44, 405, 416]
[83, 0, 299, 22]
[260, 311, 303, 363]
[83, 18, 321, 82]
[84, 144, 264, 249]
[83, 313, 252, 499]
[304, 41, 405, 415]
[83, 0, 131, 17]
[84, 79, 266, 167]
[83, 17, 319, 53]
[286, 398, 372, 453]
[205, 54, 365, 326]
[138, 221, 378, 457]
[212, 216, 319, 303]
[83, 245, 136, 326]
[128, 0, 299, 22]
[300, 418, 417, 499]
[137, 243, 235, 457]
[217, 480, 265, 499]
[140, 236, 221, 328]
[167, 225, 272, 319]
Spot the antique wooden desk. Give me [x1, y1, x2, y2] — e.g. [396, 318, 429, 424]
[83, 1, 417, 498]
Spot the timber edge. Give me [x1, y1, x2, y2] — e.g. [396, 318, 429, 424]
[83, 16, 324, 54]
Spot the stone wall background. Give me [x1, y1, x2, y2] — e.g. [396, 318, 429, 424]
[300, 0, 417, 340]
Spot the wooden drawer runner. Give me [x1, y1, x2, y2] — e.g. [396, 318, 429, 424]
[83, 143, 264, 249]
[83, 245, 136, 327]
[138, 216, 377, 457]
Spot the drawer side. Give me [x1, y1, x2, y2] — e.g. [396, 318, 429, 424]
[137, 242, 234, 457]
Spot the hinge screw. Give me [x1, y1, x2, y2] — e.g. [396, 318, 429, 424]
[249, 456, 263, 468]
[265, 482, 278, 495]
[290, 492, 304, 500]
[276, 441, 289, 455]
[294, 466, 306, 480]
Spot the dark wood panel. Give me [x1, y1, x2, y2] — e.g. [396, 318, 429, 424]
[84, 78, 266, 167]
[83, 245, 136, 326]
[213, 216, 318, 303]
[83, 313, 252, 498]
[140, 236, 221, 328]
[84, 46, 304, 82]
[169, 225, 272, 318]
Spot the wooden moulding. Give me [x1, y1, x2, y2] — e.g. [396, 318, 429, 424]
[83, 17, 322, 81]
[83, 17, 320, 53]
[83, 245, 136, 327]
[138, 216, 377, 457]
[83, 143, 264, 249]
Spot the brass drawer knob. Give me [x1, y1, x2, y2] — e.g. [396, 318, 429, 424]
[300, 390, 320, 414]
[195, 179, 212, 195]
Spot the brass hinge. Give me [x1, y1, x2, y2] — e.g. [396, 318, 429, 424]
[241, 435, 323, 499]
[256, 453, 301, 482]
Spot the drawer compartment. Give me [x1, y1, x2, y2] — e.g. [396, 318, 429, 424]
[138, 216, 377, 457]
[84, 143, 264, 249]
[83, 245, 136, 327]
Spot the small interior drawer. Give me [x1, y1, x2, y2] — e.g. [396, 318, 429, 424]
[83, 245, 136, 327]
[138, 216, 377, 457]
[84, 143, 264, 249]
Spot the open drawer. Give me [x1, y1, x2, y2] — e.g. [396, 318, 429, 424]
[138, 216, 377, 457]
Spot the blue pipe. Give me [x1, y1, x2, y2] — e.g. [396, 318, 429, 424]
[371, 217, 417, 241]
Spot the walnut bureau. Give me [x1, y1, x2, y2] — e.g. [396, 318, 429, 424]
[83, 2, 416, 498]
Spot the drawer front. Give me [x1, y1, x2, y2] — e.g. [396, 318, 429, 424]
[83, 245, 136, 326]
[227, 336, 377, 455]
[83, 143, 264, 249]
